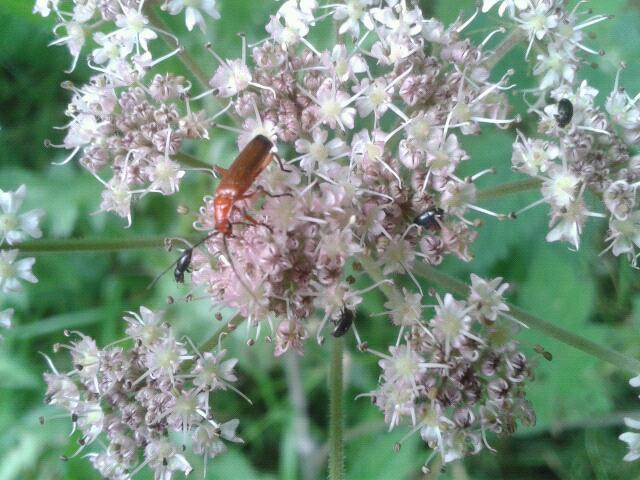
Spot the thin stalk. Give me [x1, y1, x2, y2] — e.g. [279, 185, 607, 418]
[2, 236, 173, 253]
[485, 28, 526, 70]
[359, 257, 640, 374]
[145, 7, 210, 89]
[174, 151, 213, 170]
[329, 337, 345, 480]
[196, 314, 245, 353]
[476, 178, 542, 200]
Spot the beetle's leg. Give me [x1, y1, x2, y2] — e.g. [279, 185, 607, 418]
[242, 212, 274, 233]
[272, 152, 292, 173]
[239, 185, 293, 200]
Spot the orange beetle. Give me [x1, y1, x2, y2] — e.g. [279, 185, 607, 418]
[213, 134, 288, 235]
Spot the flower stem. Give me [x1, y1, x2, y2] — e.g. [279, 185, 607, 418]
[2, 236, 175, 253]
[359, 257, 640, 374]
[145, 7, 210, 89]
[486, 28, 526, 70]
[329, 337, 345, 480]
[196, 314, 245, 353]
[476, 178, 542, 200]
[174, 151, 214, 170]
[414, 263, 640, 374]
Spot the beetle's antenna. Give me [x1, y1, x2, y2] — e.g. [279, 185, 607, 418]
[221, 234, 261, 304]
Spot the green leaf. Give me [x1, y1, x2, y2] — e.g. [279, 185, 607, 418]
[517, 245, 611, 432]
[348, 429, 422, 480]
[207, 448, 276, 480]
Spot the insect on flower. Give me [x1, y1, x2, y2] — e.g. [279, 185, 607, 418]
[414, 207, 445, 231]
[213, 134, 291, 235]
[332, 307, 354, 338]
[555, 98, 574, 128]
[174, 248, 193, 284]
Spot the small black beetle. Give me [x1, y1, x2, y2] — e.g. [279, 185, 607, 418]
[555, 98, 573, 128]
[174, 248, 193, 284]
[332, 307, 354, 338]
[413, 207, 445, 230]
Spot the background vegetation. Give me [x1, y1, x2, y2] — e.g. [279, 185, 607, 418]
[1, 0, 640, 478]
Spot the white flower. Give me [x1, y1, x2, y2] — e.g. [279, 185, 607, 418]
[511, 133, 559, 176]
[326, 44, 367, 83]
[48, 21, 86, 71]
[606, 90, 640, 130]
[114, 7, 157, 52]
[606, 211, 640, 262]
[315, 81, 356, 131]
[99, 178, 133, 225]
[144, 438, 193, 479]
[294, 129, 347, 172]
[146, 155, 186, 195]
[541, 166, 580, 209]
[91, 32, 131, 66]
[0, 185, 45, 245]
[333, 0, 375, 38]
[166, 0, 220, 31]
[545, 200, 592, 250]
[0, 250, 37, 293]
[266, 1, 314, 49]
[468, 275, 509, 322]
[534, 44, 577, 90]
[620, 417, 640, 462]
[209, 59, 252, 97]
[33, 0, 59, 17]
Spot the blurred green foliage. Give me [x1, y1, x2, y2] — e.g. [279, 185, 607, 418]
[1, 0, 640, 479]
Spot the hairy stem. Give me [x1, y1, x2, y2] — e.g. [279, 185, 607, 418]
[476, 178, 542, 200]
[2, 237, 174, 253]
[284, 353, 320, 480]
[359, 257, 640, 374]
[329, 337, 345, 480]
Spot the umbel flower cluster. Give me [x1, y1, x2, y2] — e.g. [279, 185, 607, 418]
[487, 0, 640, 261]
[43, 306, 243, 479]
[33, 0, 640, 474]
[368, 275, 535, 466]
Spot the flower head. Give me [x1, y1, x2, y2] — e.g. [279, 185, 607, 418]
[0, 185, 45, 245]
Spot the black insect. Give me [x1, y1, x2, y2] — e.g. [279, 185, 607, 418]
[174, 248, 193, 284]
[332, 307, 354, 338]
[555, 98, 573, 128]
[413, 207, 445, 230]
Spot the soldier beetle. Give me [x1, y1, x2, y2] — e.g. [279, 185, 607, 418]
[213, 134, 290, 235]
[150, 134, 290, 288]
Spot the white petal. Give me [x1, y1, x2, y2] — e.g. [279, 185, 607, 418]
[19, 209, 45, 239]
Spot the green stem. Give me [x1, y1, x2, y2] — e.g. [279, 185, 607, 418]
[476, 178, 542, 201]
[414, 263, 640, 374]
[2, 236, 174, 253]
[174, 151, 213, 170]
[359, 257, 640, 374]
[145, 7, 210, 89]
[196, 314, 245, 353]
[329, 337, 345, 480]
[485, 28, 526, 70]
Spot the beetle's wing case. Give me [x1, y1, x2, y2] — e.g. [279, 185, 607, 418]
[220, 135, 274, 191]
